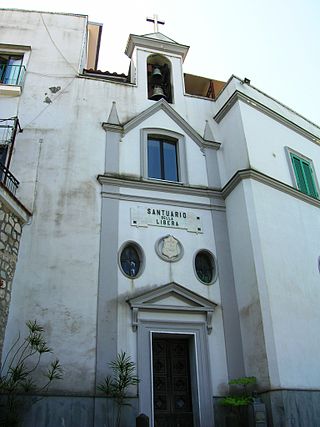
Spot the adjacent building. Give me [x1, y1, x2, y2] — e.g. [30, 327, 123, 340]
[1, 8, 320, 426]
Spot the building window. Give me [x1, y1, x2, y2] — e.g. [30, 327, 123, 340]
[147, 136, 178, 181]
[119, 242, 144, 278]
[0, 54, 25, 86]
[141, 129, 188, 184]
[290, 152, 319, 199]
[194, 250, 217, 285]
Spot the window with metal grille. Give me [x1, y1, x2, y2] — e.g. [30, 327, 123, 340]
[0, 54, 24, 86]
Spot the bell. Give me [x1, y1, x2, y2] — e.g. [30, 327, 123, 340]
[150, 85, 166, 100]
[152, 66, 162, 81]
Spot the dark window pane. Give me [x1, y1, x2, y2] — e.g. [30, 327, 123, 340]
[195, 252, 213, 284]
[120, 245, 140, 277]
[163, 141, 178, 181]
[148, 139, 161, 179]
[0, 146, 8, 165]
[147, 136, 179, 181]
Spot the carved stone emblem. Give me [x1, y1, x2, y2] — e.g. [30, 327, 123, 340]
[162, 235, 180, 259]
[156, 235, 183, 262]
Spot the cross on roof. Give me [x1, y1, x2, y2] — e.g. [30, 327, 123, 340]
[146, 14, 165, 33]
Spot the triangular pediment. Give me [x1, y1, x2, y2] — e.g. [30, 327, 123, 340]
[127, 282, 217, 311]
[127, 282, 217, 334]
[142, 32, 178, 44]
[122, 99, 220, 150]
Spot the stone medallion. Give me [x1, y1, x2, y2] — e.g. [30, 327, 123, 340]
[155, 235, 183, 262]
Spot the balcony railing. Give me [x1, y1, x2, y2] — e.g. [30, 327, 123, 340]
[0, 64, 26, 86]
[0, 162, 19, 195]
[0, 117, 22, 195]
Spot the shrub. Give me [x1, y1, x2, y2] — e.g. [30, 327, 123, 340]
[0, 320, 63, 427]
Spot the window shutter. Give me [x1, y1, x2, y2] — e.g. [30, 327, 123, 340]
[301, 160, 318, 198]
[291, 154, 307, 194]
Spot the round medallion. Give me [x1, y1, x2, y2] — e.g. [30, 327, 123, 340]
[155, 235, 183, 262]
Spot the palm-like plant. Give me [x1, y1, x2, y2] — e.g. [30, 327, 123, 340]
[0, 320, 63, 427]
[98, 351, 139, 427]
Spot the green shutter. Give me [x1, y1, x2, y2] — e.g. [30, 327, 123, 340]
[301, 160, 318, 198]
[291, 154, 307, 193]
[290, 153, 319, 199]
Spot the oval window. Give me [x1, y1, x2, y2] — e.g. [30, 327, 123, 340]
[120, 244, 142, 278]
[194, 250, 216, 284]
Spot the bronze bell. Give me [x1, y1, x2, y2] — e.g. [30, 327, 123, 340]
[150, 85, 166, 100]
[152, 66, 162, 81]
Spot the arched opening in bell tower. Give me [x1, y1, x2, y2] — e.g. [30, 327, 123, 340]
[147, 54, 173, 103]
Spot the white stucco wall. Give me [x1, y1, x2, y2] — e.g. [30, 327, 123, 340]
[1, 11, 104, 392]
[239, 101, 320, 187]
[225, 181, 271, 387]
[216, 102, 250, 187]
[251, 180, 320, 388]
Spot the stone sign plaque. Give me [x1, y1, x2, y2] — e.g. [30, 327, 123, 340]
[130, 206, 203, 233]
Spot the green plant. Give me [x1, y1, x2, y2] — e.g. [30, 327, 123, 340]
[0, 320, 63, 427]
[98, 351, 139, 427]
[220, 376, 256, 427]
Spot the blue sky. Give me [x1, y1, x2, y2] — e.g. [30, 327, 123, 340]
[1, 0, 319, 125]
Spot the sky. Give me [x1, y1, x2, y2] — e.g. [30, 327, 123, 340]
[1, 0, 319, 125]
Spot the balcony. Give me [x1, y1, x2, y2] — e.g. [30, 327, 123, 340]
[0, 163, 19, 195]
[0, 64, 26, 96]
[0, 117, 21, 195]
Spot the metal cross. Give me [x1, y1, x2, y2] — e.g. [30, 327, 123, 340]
[146, 14, 165, 32]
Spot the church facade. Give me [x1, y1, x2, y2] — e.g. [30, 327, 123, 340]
[1, 8, 320, 427]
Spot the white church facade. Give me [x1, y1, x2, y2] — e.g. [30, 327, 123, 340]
[1, 8, 320, 427]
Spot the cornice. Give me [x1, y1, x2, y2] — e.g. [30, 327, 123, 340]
[98, 173, 222, 198]
[222, 168, 320, 208]
[101, 123, 123, 133]
[214, 91, 320, 146]
[125, 34, 189, 61]
[100, 190, 225, 211]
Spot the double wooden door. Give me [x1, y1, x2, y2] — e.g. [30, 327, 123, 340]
[152, 337, 194, 427]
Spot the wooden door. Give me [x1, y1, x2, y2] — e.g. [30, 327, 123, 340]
[152, 337, 194, 427]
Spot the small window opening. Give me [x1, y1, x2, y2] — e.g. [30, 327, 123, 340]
[119, 243, 142, 278]
[194, 250, 216, 285]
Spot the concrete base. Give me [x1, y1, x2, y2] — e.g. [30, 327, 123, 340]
[17, 395, 139, 427]
[261, 389, 320, 427]
[6, 390, 320, 426]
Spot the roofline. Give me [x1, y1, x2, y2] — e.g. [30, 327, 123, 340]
[216, 74, 320, 131]
[0, 8, 88, 19]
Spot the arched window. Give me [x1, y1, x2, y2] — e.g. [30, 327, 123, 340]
[147, 54, 173, 103]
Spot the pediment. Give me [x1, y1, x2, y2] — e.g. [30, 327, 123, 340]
[142, 32, 178, 44]
[122, 99, 220, 150]
[127, 282, 217, 334]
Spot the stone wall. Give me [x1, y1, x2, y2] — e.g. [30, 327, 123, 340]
[0, 198, 23, 357]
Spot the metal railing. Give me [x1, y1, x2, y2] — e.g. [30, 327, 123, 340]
[0, 63, 26, 86]
[0, 117, 22, 195]
[0, 162, 19, 195]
